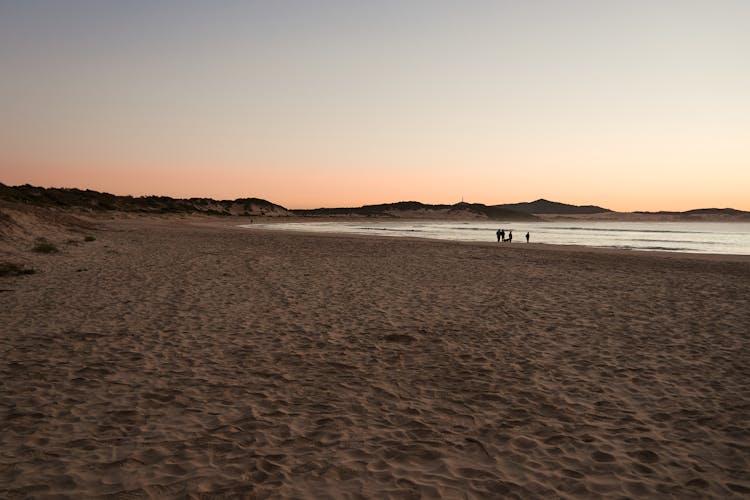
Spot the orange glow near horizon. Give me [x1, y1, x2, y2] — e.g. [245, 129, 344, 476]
[2, 161, 748, 212]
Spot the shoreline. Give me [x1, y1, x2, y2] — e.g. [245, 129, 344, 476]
[228, 218, 750, 262]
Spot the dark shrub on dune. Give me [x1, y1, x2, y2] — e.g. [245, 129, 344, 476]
[33, 239, 59, 254]
[0, 261, 35, 276]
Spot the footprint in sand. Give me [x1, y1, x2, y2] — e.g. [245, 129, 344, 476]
[591, 451, 615, 462]
[627, 449, 660, 464]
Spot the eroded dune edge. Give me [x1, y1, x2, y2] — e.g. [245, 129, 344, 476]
[2, 216, 750, 498]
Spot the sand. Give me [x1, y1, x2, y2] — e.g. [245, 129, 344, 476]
[2, 215, 750, 498]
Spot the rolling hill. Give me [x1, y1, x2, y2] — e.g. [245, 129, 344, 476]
[0, 183, 289, 216]
[293, 201, 537, 220]
[495, 198, 612, 214]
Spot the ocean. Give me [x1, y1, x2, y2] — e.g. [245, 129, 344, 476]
[243, 220, 750, 256]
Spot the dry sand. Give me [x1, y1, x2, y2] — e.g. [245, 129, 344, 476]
[2, 216, 750, 498]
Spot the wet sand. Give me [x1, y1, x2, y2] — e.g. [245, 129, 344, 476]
[2, 216, 750, 498]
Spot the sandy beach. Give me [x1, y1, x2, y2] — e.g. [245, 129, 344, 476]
[2, 215, 750, 498]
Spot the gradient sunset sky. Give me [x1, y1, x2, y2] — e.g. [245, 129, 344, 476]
[1, 1, 748, 211]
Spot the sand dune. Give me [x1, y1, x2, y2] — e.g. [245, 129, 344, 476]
[2, 216, 749, 498]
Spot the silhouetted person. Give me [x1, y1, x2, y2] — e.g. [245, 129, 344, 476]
[496, 228, 502, 243]
[508, 230, 513, 243]
[526, 232, 530, 243]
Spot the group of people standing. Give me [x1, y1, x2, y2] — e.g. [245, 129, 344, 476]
[496, 229, 530, 243]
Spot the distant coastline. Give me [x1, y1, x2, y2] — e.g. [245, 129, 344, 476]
[2, 183, 748, 222]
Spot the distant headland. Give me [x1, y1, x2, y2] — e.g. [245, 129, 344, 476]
[1, 183, 748, 221]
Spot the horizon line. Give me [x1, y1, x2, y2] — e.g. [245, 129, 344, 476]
[2, 182, 747, 214]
